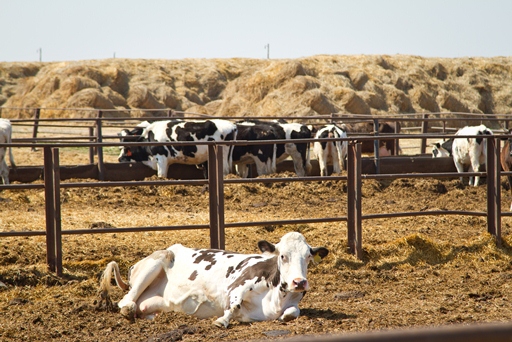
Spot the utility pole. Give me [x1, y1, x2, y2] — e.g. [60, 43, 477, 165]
[37, 48, 42, 62]
[264, 44, 269, 59]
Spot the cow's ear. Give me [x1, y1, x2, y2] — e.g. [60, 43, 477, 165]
[311, 247, 329, 263]
[258, 240, 276, 254]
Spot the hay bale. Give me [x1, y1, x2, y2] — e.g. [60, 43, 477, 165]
[303, 89, 338, 114]
[349, 70, 369, 90]
[103, 66, 129, 97]
[383, 85, 414, 113]
[438, 92, 470, 113]
[341, 90, 371, 114]
[154, 85, 181, 109]
[127, 85, 166, 110]
[359, 91, 387, 111]
[60, 76, 100, 95]
[199, 70, 227, 99]
[430, 62, 448, 81]
[410, 89, 440, 112]
[102, 87, 128, 108]
[204, 99, 223, 115]
[66, 88, 115, 111]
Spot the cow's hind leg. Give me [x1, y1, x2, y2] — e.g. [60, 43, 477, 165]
[118, 250, 174, 321]
[0, 159, 9, 185]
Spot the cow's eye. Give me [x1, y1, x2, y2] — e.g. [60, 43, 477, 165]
[280, 255, 287, 262]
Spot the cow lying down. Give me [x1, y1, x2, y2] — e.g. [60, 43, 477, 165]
[99, 232, 328, 328]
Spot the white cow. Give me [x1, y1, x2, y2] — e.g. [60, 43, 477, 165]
[313, 123, 348, 176]
[0, 119, 16, 185]
[99, 232, 328, 328]
[432, 125, 493, 186]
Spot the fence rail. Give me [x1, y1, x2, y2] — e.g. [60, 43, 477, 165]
[1, 110, 512, 275]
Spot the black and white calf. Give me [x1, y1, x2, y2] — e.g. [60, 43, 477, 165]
[99, 232, 328, 328]
[0, 119, 16, 185]
[432, 124, 493, 186]
[313, 123, 348, 176]
[118, 119, 237, 177]
[233, 120, 312, 178]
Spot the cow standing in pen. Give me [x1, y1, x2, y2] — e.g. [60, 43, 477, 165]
[98, 232, 328, 328]
[233, 120, 312, 178]
[432, 124, 493, 186]
[313, 123, 348, 176]
[0, 119, 16, 185]
[118, 119, 237, 178]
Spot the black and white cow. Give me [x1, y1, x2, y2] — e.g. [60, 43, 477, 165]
[432, 124, 493, 186]
[0, 119, 16, 185]
[118, 119, 237, 178]
[99, 232, 328, 328]
[233, 120, 312, 178]
[313, 123, 348, 176]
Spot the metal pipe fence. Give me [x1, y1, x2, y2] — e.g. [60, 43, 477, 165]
[1, 111, 512, 271]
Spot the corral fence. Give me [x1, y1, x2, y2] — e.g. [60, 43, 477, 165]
[1, 108, 512, 277]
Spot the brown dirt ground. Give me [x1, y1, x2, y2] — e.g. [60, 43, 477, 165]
[3, 145, 512, 342]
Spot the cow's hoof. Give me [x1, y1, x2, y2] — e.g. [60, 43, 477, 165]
[213, 318, 229, 328]
[120, 303, 136, 323]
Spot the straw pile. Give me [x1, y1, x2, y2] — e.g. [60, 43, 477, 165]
[1, 55, 512, 123]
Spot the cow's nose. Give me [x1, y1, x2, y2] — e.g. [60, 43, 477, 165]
[292, 278, 308, 291]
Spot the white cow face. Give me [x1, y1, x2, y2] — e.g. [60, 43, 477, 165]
[258, 232, 328, 292]
[432, 140, 451, 158]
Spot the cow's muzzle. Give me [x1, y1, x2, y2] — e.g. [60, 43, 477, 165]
[291, 278, 309, 292]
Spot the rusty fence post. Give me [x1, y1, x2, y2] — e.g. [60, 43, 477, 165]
[487, 136, 501, 245]
[420, 113, 429, 154]
[32, 108, 41, 151]
[88, 127, 95, 164]
[216, 145, 225, 249]
[373, 118, 380, 174]
[347, 142, 363, 259]
[208, 144, 221, 249]
[44, 147, 56, 272]
[96, 110, 105, 181]
[52, 148, 63, 276]
[44, 147, 63, 276]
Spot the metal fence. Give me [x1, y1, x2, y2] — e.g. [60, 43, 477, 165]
[1, 110, 512, 276]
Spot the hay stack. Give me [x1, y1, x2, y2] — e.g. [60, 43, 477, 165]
[2, 56, 512, 120]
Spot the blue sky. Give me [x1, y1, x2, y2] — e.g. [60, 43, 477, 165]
[1, 0, 511, 62]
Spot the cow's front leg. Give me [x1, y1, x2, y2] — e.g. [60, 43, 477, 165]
[213, 307, 236, 328]
[213, 287, 247, 328]
[279, 305, 300, 322]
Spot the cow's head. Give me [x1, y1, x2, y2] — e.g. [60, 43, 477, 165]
[432, 139, 453, 158]
[258, 232, 328, 292]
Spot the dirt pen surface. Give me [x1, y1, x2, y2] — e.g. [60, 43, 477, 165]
[3, 147, 512, 342]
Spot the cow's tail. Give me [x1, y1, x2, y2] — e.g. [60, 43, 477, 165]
[98, 261, 129, 312]
[99, 261, 130, 294]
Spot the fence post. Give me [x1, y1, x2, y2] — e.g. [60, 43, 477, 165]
[373, 118, 380, 174]
[487, 136, 501, 245]
[208, 144, 224, 249]
[420, 113, 429, 154]
[96, 110, 105, 181]
[88, 127, 95, 164]
[43, 147, 56, 273]
[347, 142, 362, 259]
[32, 108, 41, 151]
[52, 148, 63, 276]
[216, 146, 225, 249]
